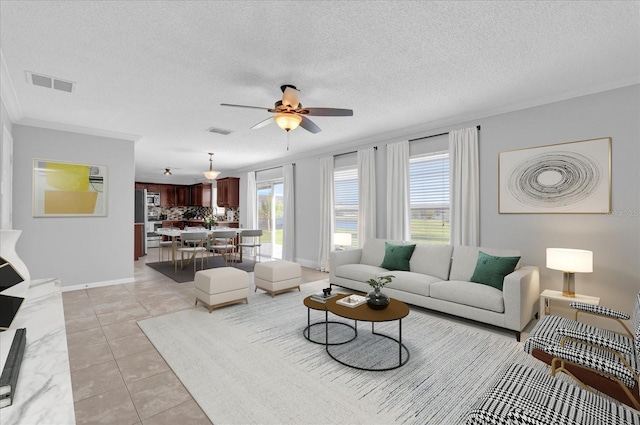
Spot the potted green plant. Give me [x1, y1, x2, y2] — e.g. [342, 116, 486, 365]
[366, 275, 394, 310]
[204, 214, 217, 230]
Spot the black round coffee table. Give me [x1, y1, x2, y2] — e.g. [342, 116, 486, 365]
[302, 295, 357, 345]
[324, 295, 410, 371]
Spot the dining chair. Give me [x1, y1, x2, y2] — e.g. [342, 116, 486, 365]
[158, 227, 179, 262]
[237, 229, 263, 262]
[210, 230, 237, 266]
[176, 231, 208, 272]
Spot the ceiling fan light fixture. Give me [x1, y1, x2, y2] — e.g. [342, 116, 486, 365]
[274, 113, 302, 132]
[163, 168, 172, 176]
[202, 152, 221, 180]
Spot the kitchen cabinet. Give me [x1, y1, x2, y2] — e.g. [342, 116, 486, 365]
[162, 220, 184, 229]
[160, 185, 175, 207]
[135, 182, 147, 190]
[191, 183, 212, 207]
[216, 177, 240, 208]
[134, 223, 145, 260]
[175, 186, 190, 206]
[147, 184, 163, 193]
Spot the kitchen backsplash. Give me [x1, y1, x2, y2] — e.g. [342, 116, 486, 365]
[149, 206, 239, 222]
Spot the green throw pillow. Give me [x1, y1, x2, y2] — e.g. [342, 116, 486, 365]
[380, 242, 416, 271]
[469, 251, 520, 291]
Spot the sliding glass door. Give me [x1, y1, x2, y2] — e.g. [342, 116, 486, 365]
[257, 180, 283, 259]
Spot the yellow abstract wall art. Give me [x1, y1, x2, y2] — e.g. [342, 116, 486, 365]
[33, 159, 108, 217]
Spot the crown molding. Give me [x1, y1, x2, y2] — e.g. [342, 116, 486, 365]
[17, 117, 141, 142]
[0, 49, 23, 123]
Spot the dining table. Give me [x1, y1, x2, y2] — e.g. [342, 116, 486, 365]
[156, 227, 246, 265]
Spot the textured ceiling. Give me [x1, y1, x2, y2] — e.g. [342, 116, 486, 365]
[1, 1, 638, 184]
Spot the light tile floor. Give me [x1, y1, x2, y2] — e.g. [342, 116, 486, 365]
[63, 249, 328, 425]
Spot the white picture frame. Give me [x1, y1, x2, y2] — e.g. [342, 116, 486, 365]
[499, 137, 611, 214]
[33, 159, 108, 217]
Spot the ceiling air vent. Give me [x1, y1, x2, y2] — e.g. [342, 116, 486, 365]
[25, 71, 75, 93]
[206, 127, 233, 135]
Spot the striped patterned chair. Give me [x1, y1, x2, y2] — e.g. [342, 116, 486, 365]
[523, 292, 640, 409]
[465, 363, 640, 425]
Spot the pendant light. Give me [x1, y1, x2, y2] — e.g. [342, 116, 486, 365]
[202, 152, 220, 180]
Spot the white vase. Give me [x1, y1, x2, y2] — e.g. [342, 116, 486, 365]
[0, 229, 31, 297]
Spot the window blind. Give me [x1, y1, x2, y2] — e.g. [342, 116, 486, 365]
[409, 151, 450, 244]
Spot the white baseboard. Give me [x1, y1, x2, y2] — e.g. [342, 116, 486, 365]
[61, 277, 135, 292]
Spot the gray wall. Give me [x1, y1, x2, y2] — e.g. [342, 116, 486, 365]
[241, 84, 640, 316]
[12, 125, 135, 288]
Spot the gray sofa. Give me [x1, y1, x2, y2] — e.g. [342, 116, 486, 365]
[329, 238, 540, 340]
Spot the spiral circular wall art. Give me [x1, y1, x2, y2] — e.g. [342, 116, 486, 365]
[506, 151, 602, 209]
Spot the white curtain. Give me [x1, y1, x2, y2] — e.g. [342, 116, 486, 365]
[245, 171, 257, 229]
[386, 141, 410, 241]
[282, 164, 295, 261]
[357, 147, 376, 247]
[317, 156, 334, 271]
[449, 127, 479, 246]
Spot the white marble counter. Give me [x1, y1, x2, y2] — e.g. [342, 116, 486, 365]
[1, 278, 75, 425]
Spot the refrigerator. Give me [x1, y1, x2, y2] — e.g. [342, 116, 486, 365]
[134, 188, 148, 255]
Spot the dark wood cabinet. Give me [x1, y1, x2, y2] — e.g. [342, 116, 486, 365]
[162, 220, 184, 229]
[147, 184, 163, 193]
[136, 182, 215, 207]
[190, 183, 212, 207]
[160, 185, 175, 207]
[216, 177, 240, 208]
[175, 186, 190, 206]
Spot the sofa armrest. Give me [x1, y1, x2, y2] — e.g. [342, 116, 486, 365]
[329, 248, 363, 283]
[503, 265, 540, 332]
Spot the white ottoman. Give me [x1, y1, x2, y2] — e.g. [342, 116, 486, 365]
[254, 260, 301, 297]
[194, 267, 249, 312]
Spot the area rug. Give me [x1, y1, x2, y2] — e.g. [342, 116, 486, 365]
[138, 281, 542, 424]
[146, 256, 256, 283]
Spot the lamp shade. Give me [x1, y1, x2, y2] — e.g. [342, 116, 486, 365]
[274, 113, 302, 131]
[546, 248, 593, 273]
[334, 233, 352, 247]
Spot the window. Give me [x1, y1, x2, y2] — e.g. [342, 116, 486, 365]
[333, 166, 358, 248]
[409, 151, 450, 244]
[257, 179, 284, 260]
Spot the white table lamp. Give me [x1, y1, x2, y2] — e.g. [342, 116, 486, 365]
[546, 248, 593, 297]
[334, 233, 352, 251]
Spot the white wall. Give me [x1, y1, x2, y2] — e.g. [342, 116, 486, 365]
[1, 98, 14, 229]
[12, 125, 135, 288]
[239, 84, 640, 316]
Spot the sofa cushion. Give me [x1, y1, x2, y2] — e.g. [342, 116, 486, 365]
[335, 264, 389, 283]
[430, 280, 505, 313]
[379, 271, 440, 297]
[381, 242, 416, 271]
[361, 238, 403, 267]
[469, 251, 520, 291]
[409, 243, 453, 280]
[449, 246, 521, 282]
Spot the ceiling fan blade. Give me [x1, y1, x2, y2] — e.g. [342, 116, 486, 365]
[303, 107, 353, 117]
[299, 116, 321, 134]
[251, 116, 274, 130]
[282, 86, 300, 109]
[220, 103, 271, 111]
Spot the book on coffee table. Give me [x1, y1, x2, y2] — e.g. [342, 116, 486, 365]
[336, 294, 366, 308]
[310, 292, 339, 303]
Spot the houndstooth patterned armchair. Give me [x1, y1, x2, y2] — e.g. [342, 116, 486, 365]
[523, 292, 640, 409]
[465, 363, 640, 425]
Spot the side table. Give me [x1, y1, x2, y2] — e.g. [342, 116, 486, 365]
[539, 289, 600, 319]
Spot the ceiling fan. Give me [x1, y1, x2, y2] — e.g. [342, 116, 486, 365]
[221, 84, 353, 134]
